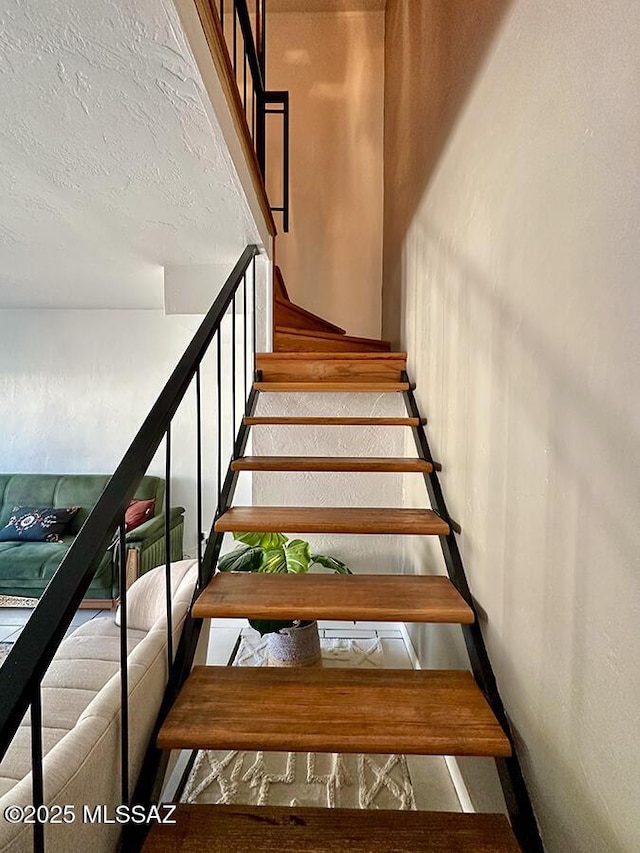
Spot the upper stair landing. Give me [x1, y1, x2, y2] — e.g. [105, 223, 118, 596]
[273, 266, 391, 353]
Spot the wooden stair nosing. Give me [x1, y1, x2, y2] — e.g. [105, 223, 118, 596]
[255, 353, 407, 383]
[214, 507, 450, 536]
[243, 416, 424, 426]
[256, 350, 407, 364]
[231, 456, 433, 473]
[157, 666, 511, 757]
[253, 381, 411, 392]
[192, 573, 474, 623]
[142, 804, 521, 852]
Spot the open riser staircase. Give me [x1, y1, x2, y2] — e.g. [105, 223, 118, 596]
[142, 350, 541, 852]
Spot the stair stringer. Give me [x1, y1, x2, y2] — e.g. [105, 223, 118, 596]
[400, 371, 543, 852]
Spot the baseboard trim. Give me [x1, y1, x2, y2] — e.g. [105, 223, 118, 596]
[399, 622, 421, 669]
[79, 598, 117, 610]
[400, 622, 475, 814]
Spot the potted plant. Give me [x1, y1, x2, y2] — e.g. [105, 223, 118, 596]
[218, 531, 352, 667]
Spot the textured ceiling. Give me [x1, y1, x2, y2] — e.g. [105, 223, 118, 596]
[0, 0, 259, 308]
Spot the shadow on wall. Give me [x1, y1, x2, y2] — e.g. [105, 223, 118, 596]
[402, 221, 640, 851]
[383, 0, 512, 345]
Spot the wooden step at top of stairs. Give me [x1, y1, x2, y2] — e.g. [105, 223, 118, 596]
[254, 380, 410, 392]
[275, 325, 392, 353]
[142, 804, 520, 853]
[214, 507, 450, 535]
[255, 351, 407, 383]
[231, 456, 433, 473]
[157, 666, 511, 756]
[192, 573, 474, 623]
[274, 297, 346, 336]
[244, 416, 423, 426]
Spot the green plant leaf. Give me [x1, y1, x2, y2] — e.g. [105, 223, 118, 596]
[217, 545, 264, 573]
[249, 618, 295, 636]
[311, 554, 352, 574]
[260, 547, 287, 573]
[283, 539, 311, 573]
[233, 531, 288, 549]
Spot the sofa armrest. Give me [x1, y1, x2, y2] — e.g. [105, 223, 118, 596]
[125, 507, 185, 544]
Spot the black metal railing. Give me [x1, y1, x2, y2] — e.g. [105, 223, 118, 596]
[0, 246, 262, 852]
[215, 0, 289, 231]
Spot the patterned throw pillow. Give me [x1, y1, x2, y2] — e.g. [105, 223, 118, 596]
[0, 506, 80, 543]
[125, 498, 156, 532]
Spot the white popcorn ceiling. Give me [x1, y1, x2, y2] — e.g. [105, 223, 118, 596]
[0, 0, 260, 308]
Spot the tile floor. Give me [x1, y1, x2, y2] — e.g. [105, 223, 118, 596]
[0, 606, 105, 643]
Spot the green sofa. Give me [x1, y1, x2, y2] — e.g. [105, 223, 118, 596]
[0, 474, 185, 601]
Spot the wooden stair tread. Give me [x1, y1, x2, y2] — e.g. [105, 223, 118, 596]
[214, 507, 450, 535]
[142, 804, 520, 852]
[276, 325, 391, 343]
[257, 352, 408, 360]
[255, 352, 406, 383]
[231, 456, 433, 473]
[274, 297, 346, 336]
[193, 573, 474, 623]
[244, 416, 422, 426]
[275, 326, 391, 353]
[157, 666, 511, 756]
[254, 381, 410, 392]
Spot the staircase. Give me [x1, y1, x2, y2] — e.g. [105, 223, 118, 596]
[273, 266, 392, 353]
[142, 350, 533, 851]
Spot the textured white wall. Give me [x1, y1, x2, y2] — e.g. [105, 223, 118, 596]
[251, 392, 409, 574]
[384, 1, 640, 850]
[266, 10, 384, 338]
[0, 308, 259, 556]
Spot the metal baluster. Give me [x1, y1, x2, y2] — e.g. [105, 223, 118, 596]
[30, 687, 44, 853]
[233, 0, 237, 75]
[243, 272, 248, 406]
[283, 96, 290, 232]
[196, 367, 204, 588]
[164, 428, 174, 672]
[252, 255, 257, 360]
[232, 295, 237, 452]
[243, 45, 248, 118]
[118, 519, 130, 807]
[216, 332, 222, 508]
[252, 86, 255, 142]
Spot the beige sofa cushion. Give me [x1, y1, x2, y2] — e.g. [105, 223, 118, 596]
[115, 559, 197, 632]
[0, 559, 198, 853]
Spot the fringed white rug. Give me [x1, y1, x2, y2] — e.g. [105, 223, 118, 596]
[182, 634, 416, 810]
[0, 595, 37, 608]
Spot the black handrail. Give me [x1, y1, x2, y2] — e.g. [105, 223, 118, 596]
[0, 245, 260, 763]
